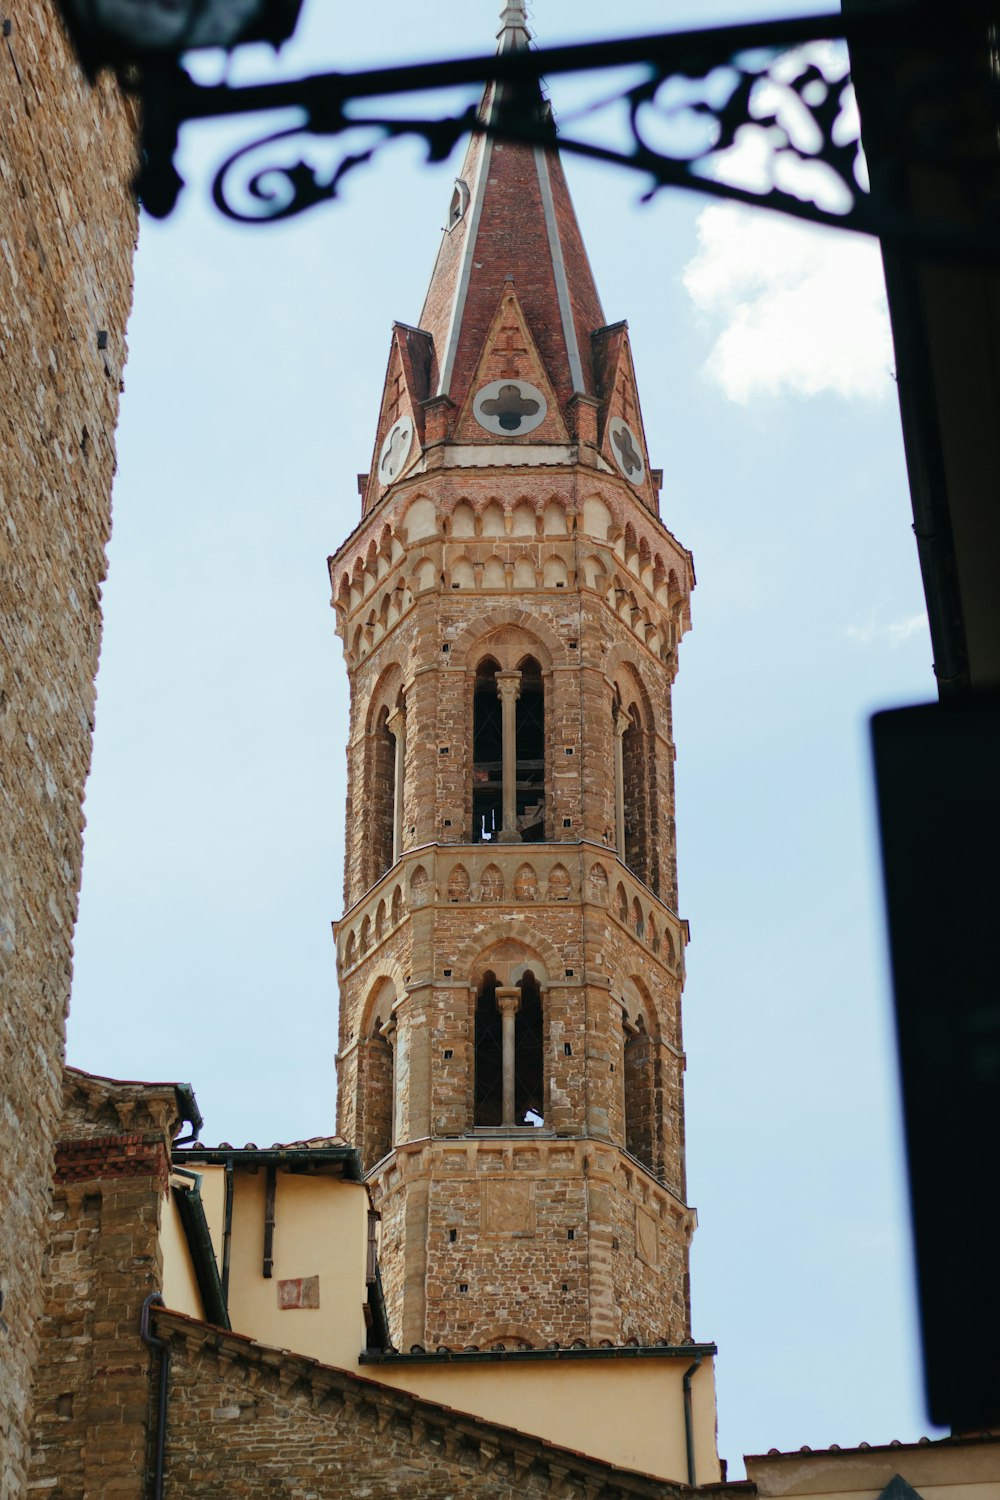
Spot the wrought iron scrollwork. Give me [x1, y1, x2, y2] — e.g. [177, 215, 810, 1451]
[132, 3, 1000, 253]
[209, 111, 477, 224]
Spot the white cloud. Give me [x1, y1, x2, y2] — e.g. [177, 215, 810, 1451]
[682, 203, 893, 404]
[846, 610, 928, 649]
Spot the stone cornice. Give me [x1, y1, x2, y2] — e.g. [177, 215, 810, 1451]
[62, 1065, 199, 1142]
[367, 1135, 694, 1237]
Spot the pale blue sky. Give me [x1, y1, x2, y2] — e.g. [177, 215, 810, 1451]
[68, 0, 938, 1476]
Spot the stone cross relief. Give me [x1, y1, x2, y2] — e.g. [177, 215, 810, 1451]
[481, 383, 540, 432]
[499, 323, 528, 378]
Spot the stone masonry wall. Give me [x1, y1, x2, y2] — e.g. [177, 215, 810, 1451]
[27, 1073, 180, 1499]
[370, 1137, 694, 1351]
[0, 9, 137, 1491]
[154, 1308, 722, 1500]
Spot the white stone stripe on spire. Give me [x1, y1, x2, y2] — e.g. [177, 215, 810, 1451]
[533, 145, 587, 396]
[436, 129, 494, 398]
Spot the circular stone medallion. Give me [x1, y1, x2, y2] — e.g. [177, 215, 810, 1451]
[608, 417, 646, 486]
[379, 417, 413, 485]
[473, 379, 548, 438]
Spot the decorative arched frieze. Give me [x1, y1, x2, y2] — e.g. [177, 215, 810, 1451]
[588, 862, 610, 904]
[401, 494, 437, 543]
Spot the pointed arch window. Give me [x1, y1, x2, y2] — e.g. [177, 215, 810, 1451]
[474, 969, 544, 1127]
[361, 1014, 395, 1171]
[613, 692, 656, 891]
[473, 658, 503, 842]
[472, 653, 546, 843]
[370, 698, 406, 883]
[622, 706, 650, 882]
[371, 707, 395, 880]
[515, 657, 545, 841]
[623, 1011, 656, 1175]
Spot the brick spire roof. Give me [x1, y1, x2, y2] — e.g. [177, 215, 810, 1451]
[417, 4, 606, 416]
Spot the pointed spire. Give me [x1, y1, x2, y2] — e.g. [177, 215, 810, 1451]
[496, 1, 532, 53]
[416, 5, 605, 419]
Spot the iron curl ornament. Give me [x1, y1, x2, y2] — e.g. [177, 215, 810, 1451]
[129, 1, 1000, 254]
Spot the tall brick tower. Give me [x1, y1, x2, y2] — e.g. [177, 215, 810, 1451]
[330, 3, 695, 1353]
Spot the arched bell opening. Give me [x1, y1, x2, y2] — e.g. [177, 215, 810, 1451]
[472, 658, 502, 842]
[361, 1015, 395, 1171]
[371, 705, 396, 882]
[622, 1006, 657, 1177]
[474, 970, 502, 1123]
[474, 968, 544, 1127]
[514, 656, 545, 842]
[622, 706, 649, 885]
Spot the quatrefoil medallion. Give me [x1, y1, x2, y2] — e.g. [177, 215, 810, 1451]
[473, 379, 547, 438]
[608, 417, 645, 486]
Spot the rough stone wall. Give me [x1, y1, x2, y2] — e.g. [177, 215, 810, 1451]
[369, 1138, 694, 1351]
[27, 1073, 179, 1499]
[0, 9, 137, 1490]
[154, 1308, 711, 1500]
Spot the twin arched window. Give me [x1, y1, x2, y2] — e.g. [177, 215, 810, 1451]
[472, 655, 545, 843]
[474, 969, 544, 1127]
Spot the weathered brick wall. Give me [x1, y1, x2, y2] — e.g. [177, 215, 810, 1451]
[28, 1074, 179, 1499]
[0, 8, 137, 1489]
[154, 1307, 714, 1500]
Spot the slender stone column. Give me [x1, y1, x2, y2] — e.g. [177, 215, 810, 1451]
[495, 987, 521, 1126]
[387, 706, 406, 863]
[613, 707, 630, 859]
[496, 671, 522, 843]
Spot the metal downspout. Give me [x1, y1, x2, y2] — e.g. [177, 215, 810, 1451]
[222, 1157, 234, 1302]
[140, 1292, 168, 1500]
[682, 1351, 703, 1486]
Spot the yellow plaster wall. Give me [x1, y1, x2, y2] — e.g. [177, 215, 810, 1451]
[745, 1441, 1000, 1500]
[369, 1352, 721, 1484]
[160, 1189, 204, 1320]
[226, 1171, 370, 1369]
[192, 1163, 227, 1253]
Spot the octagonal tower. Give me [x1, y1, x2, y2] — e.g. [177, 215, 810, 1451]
[329, 5, 696, 1353]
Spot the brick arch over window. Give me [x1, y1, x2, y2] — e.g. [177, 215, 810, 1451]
[451, 608, 565, 672]
[454, 921, 561, 982]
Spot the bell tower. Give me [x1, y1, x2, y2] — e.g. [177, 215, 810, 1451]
[330, 3, 696, 1353]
